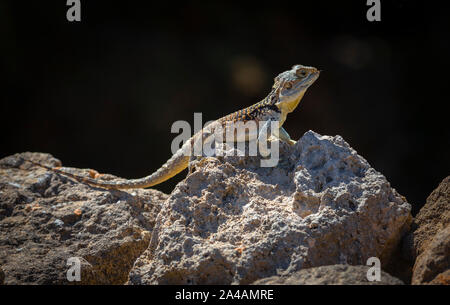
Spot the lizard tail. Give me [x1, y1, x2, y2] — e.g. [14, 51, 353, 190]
[19, 150, 190, 190]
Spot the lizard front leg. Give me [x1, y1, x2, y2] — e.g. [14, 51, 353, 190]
[257, 120, 271, 158]
[275, 127, 297, 146]
[257, 119, 281, 167]
[257, 119, 281, 158]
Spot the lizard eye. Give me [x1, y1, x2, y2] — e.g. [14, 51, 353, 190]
[285, 83, 292, 89]
[297, 69, 307, 78]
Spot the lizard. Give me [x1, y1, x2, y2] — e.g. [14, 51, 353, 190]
[20, 64, 320, 190]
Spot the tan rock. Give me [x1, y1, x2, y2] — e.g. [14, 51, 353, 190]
[412, 225, 450, 284]
[403, 176, 450, 284]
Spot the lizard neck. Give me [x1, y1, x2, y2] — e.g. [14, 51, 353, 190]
[276, 90, 305, 114]
[275, 90, 306, 125]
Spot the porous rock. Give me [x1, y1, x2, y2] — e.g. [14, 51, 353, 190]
[252, 264, 404, 285]
[128, 131, 412, 284]
[0, 152, 167, 284]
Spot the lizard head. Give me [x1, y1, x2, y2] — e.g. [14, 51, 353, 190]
[274, 64, 320, 113]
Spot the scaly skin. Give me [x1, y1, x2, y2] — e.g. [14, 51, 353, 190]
[21, 65, 320, 189]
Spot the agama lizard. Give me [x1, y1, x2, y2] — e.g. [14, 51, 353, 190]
[21, 64, 320, 189]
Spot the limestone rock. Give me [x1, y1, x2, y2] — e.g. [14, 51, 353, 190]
[252, 264, 404, 285]
[128, 131, 412, 284]
[0, 152, 167, 284]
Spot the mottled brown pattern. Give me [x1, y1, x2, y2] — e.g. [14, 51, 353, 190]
[220, 100, 280, 123]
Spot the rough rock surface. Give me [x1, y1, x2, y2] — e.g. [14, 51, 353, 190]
[0, 152, 167, 284]
[252, 264, 403, 285]
[128, 131, 412, 284]
[412, 226, 450, 284]
[403, 176, 450, 284]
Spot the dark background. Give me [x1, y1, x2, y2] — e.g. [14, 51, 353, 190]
[1, 1, 449, 215]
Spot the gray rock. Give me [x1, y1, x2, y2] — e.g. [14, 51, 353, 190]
[252, 264, 404, 285]
[0, 152, 167, 284]
[128, 131, 412, 284]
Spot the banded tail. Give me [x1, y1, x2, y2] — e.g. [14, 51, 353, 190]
[20, 149, 190, 190]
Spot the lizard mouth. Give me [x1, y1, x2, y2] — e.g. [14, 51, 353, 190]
[284, 71, 320, 97]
